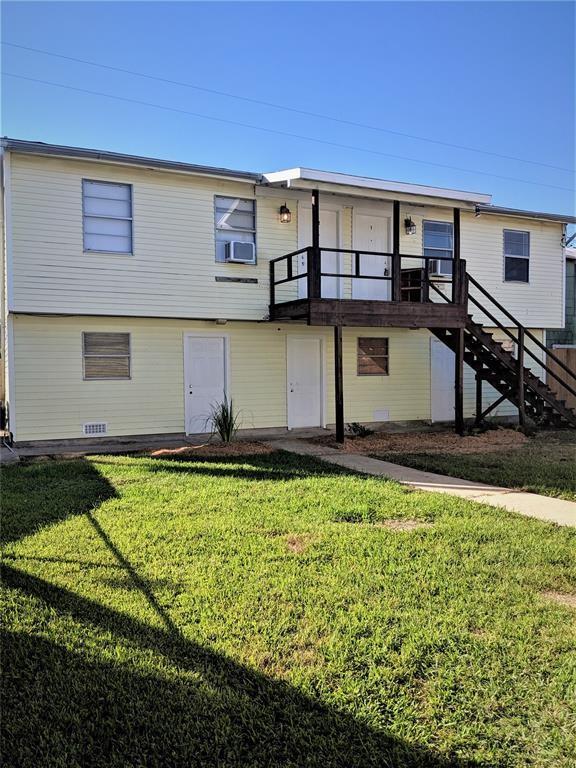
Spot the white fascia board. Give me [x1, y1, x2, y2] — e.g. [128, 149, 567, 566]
[262, 167, 492, 205]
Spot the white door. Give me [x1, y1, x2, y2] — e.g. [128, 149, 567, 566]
[430, 338, 455, 422]
[184, 336, 227, 434]
[287, 337, 323, 428]
[298, 206, 340, 299]
[352, 213, 391, 300]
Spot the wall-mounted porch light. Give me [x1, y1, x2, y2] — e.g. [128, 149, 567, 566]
[279, 203, 292, 224]
[404, 217, 417, 235]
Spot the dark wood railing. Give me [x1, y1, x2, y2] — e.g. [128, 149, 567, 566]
[466, 274, 576, 408]
[269, 247, 467, 307]
[429, 271, 576, 415]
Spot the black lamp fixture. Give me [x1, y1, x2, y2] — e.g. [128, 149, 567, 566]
[404, 217, 417, 235]
[279, 203, 292, 224]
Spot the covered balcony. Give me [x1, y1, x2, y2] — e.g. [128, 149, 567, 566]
[269, 194, 468, 329]
[261, 173, 485, 443]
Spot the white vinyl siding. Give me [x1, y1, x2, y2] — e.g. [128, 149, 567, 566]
[504, 229, 530, 283]
[12, 316, 433, 441]
[82, 332, 131, 380]
[83, 180, 132, 253]
[214, 196, 256, 262]
[8, 155, 564, 328]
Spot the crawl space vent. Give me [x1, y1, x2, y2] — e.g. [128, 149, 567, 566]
[83, 422, 108, 436]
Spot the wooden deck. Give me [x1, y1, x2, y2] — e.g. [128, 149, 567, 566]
[269, 297, 468, 328]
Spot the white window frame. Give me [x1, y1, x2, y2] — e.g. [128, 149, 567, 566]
[423, 220, 454, 277]
[503, 229, 530, 283]
[214, 195, 256, 263]
[82, 179, 133, 255]
[82, 332, 132, 381]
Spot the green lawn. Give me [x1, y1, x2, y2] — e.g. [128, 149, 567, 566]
[371, 431, 576, 502]
[2, 450, 576, 767]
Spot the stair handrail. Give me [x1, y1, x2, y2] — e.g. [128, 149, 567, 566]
[429, 275, 576, 403]
[467, 274, 576, 386]
[466, 274, 576, 401]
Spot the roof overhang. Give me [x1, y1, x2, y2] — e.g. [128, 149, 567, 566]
[475, 203, 576, 226]
[262, 167, 492, 206]
[1, 138, 261, 183]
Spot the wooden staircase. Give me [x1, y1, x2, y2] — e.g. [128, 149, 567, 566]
[429, 274, 576, 429]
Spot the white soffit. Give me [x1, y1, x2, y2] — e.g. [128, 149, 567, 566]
[262, 167, 493, 205]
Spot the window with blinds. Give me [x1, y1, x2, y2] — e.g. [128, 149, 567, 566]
[423, 220, 454, 276]
[357, 337, 389, 376]
[83, 180, 133, 253]
[82, 332, 131, 380]
[504, 230, 530, 282]
[214, 196, 256, 262]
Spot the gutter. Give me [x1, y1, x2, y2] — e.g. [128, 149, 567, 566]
[475, 203, 576, 226]
[1, 137, 262, 183]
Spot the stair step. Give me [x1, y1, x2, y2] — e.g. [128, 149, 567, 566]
[434, 320, 576, 428]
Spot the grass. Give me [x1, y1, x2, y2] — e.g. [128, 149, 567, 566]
[2, 449, 576, 767]
[371, 430, 576, 501]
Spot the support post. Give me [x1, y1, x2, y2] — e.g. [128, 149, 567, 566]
[452, 207, 461, 304]
[475, 365, 483, 426]
[310, 189, 321, 298]
[392, 200, 401, 302]
[455, 328, 465, 435]
[517, 326, 525, 427]
[269, 259, 275, 317]
[334, 326, 345, 443]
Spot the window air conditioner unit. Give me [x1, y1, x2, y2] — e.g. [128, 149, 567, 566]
[428, 259, 453, 277]
[225, 241, 256, 264]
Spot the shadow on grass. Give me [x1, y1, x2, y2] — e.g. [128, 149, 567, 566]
[1, 452, 345, 547]
[372, 448, 576, 500]
[3, 452, 484, 765]
[1, 459, 118, 545]
[94, 449, 349, 482]
[2, 564, 482, 768]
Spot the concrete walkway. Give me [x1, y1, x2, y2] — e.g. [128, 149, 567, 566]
[267, 439, 576, 528]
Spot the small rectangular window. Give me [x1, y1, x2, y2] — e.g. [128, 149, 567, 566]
[504, 230, 529, 282]
[215, 196, 256, 262]
[83, 180, 133, 253]
[82, 332, 131, 380]
[423, 220, 453, 276]
[357, 337, 389, 376]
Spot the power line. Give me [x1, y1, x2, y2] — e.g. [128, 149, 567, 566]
[2, 39, 573, 175]
[5, 71, 575, 193]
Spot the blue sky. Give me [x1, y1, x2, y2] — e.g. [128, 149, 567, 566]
[2, 1, 575, 216]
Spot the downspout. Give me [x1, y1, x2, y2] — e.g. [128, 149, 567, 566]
[1, 148, 15, 444]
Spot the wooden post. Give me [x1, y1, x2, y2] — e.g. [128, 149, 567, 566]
[392, 200, 401, 302]
[452, 207, 461, 304]
[311, 189, 321, 298]
[517, 326, 525, 427]
[475, 365, 483, 426]
[269, 259, 275, 316]
[334, 326, 345, 443]
[455, 328, 465, 435]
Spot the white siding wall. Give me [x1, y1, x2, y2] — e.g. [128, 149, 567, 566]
[13, 315, 546, 443]
[9, 153, 564, 329]
[14, 316, 435, 442]
[398, 204, 564, 327]
[10, 154, 296, 320]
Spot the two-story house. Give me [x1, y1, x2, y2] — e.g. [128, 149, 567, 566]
[1, 138, 575, 446]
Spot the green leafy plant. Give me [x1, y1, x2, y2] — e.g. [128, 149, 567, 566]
[346, 422, 374, 438]
[209, 395, 241, 442]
